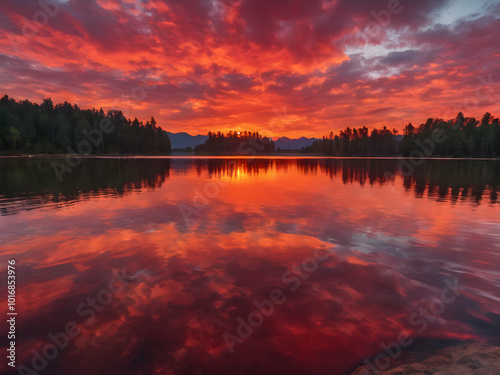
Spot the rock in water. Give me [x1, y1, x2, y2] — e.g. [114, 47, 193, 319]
[351, 343, 500, 375]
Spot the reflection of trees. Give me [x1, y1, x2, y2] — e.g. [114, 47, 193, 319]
[1, 158, 498, 215]
[0, 158, 171, 215]
[197, 158, 400, 185]
[401, 160, 500, 205]
[296, 159, 499, 205]
[195, 158, 500, 205]
[295, 159, 398, 186]
[204, 159, 273, 178]
[309, 159, 499, 205]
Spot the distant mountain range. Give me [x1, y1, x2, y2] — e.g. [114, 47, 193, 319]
[274, 137, 319, 150]
[167, 132, 319, 150]
[166, 132, 208, 149]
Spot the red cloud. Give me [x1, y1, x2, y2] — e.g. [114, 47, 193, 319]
[0, 0, 498, 137]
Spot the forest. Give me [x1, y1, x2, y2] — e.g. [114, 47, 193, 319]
[1, 94, 499, 158]
[0, 95, 171, 155]
[194, 131, 275, 155]
[302, 112, 500, 157]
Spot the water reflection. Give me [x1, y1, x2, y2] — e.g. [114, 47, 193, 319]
[0, 158, 171, 215]
[0, 157, 499, 375]
[1, 158, 499, 216]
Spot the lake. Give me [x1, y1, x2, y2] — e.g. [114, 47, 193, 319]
[1, 157, 499, 375]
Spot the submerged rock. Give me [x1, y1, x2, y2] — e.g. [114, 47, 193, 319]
[351, 343, 500, 375]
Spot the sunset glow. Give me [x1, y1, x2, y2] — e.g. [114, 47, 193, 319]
[1, 0, 499, 137]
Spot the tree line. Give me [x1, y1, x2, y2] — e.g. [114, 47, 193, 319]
[399, 112, 500, 157]
[303, 112, 500, 157]
[194, 130, 275, 155]
[0, 95, 171, 155]
[2, 93, 497, 158]
[302, 126, 400, 156]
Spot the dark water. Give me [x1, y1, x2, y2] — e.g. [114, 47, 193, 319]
[0, 157, 499, 375]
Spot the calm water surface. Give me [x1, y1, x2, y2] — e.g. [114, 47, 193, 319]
[1, 157, 499, 375]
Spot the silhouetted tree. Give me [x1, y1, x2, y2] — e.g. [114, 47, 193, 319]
[302, 112, 500, 158]
[0, 96, 171, 155]
[194, 131, 274, 155]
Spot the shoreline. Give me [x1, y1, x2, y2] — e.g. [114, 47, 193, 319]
[1, 154, 500, 161]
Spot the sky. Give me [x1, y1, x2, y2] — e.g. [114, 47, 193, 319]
[0, 0, 499, 138]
